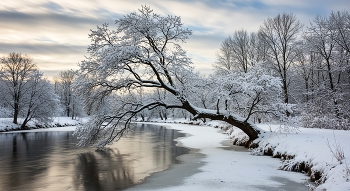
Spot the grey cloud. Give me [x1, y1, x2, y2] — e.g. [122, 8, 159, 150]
[0, 10, 121, 29]
[0, 43, 87, 55]
[0, 11, 92, 25]
[42, 1, 65, 12]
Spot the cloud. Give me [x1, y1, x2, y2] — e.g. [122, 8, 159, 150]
[0, 43, 86, 55]
[1, 0, 349, 79]
[0, 42, 86, 79]
[0, 10, 103, 27]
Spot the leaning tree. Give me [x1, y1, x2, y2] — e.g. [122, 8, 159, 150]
[74, 6, 266, 148]
[0, 52, 37, 124]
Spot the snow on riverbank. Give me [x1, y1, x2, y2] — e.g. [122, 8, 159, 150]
[128, 122, 308, 191]
[247, 124, 350, 191]
[140, 119, 350, 190]
[0, 117, 85, 132]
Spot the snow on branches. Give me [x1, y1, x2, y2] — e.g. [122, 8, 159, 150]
[211, 63, 287, 121]
[74, 6, 283, 148]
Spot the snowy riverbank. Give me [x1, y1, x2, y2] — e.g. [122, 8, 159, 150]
[127, 122, 308, 191]
[135, 120, 350, 191]
[228, 123, 350, 191]
[0, 117, 85, 132]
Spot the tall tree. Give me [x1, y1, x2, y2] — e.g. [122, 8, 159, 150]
[259, 13, 303, 106]
[329, 11, 350, 54]
[74, 6, 278, 148]
[214, 30, 260, 74]
[54, 70, 82, 119]
[229, 30, 254, 73]
[214, 37, 234, 74]
[302, 13, 350, 121]
[20, 71, 60, 128]
[0, 53, 37, 124]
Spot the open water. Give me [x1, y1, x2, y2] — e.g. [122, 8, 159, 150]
[0, 124, 189, 191]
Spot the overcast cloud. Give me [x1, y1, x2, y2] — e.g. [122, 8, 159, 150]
[1, 0, 349, 78]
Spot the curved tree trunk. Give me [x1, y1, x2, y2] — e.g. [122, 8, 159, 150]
[193, 112, 260, 140]
[181, 101, 262, 142]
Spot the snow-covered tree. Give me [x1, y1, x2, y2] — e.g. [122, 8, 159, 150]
[0, 53, 37, 124]
[213, 37, 234, 75]
[0, 105, 11, 118]
[19, 71, 60, 128]
[214, 30, 261, 74]
[329, 11, 350, 54]
[74, 6, 269, 148]
[209, 63, 288, 125]
[0, 53, 60, 127]
[259, 13, 303, 106]
[299, 12, 350, 129]
[54, 70, 84, 119]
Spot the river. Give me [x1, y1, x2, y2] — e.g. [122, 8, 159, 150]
[0, 124, 189, 191]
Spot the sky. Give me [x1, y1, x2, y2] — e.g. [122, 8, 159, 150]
[0, 0, 349, 79]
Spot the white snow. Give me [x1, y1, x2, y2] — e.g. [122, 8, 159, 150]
[0, 117, 85, 131]
[127, 122, 308, 191]
[250, 124, 350, 191]
[127, 121, 350, 191]
[1, 126, 76, 133]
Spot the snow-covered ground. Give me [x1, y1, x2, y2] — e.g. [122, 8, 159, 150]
[127, 123, 308, 191]
[129, 120, 350, 191]
[0, 117, 86, 132]
[248, 124, 350, 191]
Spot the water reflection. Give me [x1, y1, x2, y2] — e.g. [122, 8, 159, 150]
[73, 149, 135, 191]
[0, 124, 188, 191]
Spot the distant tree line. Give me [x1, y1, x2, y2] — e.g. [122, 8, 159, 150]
[0, 53, 84, 128]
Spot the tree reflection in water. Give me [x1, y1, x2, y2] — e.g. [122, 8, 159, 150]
[73, 148, 135, 191]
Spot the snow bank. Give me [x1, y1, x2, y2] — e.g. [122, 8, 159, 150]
[228, 123, 350, 190]
[128, 122, 307, 191]
[0, 117, 86, 132]
[143, 119, 350, 190]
